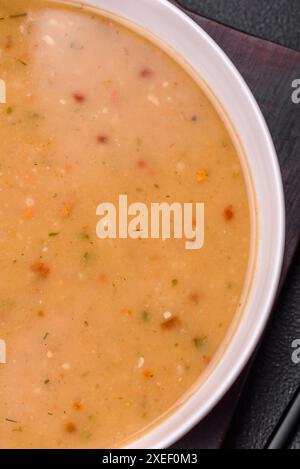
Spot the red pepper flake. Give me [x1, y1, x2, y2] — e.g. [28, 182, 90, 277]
[5, 38, 13, 50]
[98, 273, 108, 284]
[97, 135, 109, 144]
[22, 207, 34, 220]
[224, 205, 235, 221]
[189, 292, 200, 305]
[72, 402, 82, 411]
[37, 310, 45, 318]
[31, 262, 50, 279]
[143, 369, 154, 378]
[161, 316, 180, 330]
[73, 92, 85, 103]
[137, 160, 147, 169]
[64, 422, 77, 434]
[139, 68, 153, 79]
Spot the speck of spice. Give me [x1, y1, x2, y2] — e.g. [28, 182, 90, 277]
[161, 316, 180, 330]
[83, 251, 93, 264]
[72, 402, 82, 411]
[196, 169, 208, 183]
[97, 135, 109, 144]
[31, 262, 50, 279]
[64, 422, 77, 434]
[73, 92, 85, 103]
[193, 336, 208, 349]
[140, 68, 153, 78]
[224, 205, 235, 221]
[141, 311, 150, 322]
[143, 369, 154, 378]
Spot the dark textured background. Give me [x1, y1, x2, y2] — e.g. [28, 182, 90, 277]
[178, 0, 300, 50]
[177, 0, 300, 450]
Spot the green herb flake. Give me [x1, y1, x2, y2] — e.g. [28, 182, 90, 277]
[0, 299, 16, 313]
[141, 311, 150, 322]
[16, 58, 27, 66]
[28, 111, 42, 119]
[81, 430, 92, 440]
[12, 426, 23, 432]
[83, 251, 92, 264]
[70, 41, 84, 50]
[6, 107, 13, 115]
[193, 336, 208, 349]
[78, 228, 90, 241]
[221, 138, 229, 148]
[0, 13, 27, 21]
[49, 232, 60, 237]
[10, 13, 27, 19]
[5, 418, 18, 424]
[171, 279, 178, 287]
[82, 250, 97, 265]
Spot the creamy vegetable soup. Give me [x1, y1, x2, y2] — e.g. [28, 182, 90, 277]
[0, 0, 253, 449]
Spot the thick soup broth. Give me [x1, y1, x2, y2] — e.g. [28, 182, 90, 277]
[0, 0, 252, 448]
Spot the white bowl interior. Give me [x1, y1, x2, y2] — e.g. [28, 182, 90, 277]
[62, 0, 285, 448]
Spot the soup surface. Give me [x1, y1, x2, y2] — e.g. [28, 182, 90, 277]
[0, 0, 252, 448]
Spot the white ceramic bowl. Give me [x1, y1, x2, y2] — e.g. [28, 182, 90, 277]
[69, 0, 285, 448]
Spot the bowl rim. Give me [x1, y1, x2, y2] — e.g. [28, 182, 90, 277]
[64, 0, 286, 449]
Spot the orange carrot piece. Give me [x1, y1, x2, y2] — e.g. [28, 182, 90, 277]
[22, 207, 34, 220]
